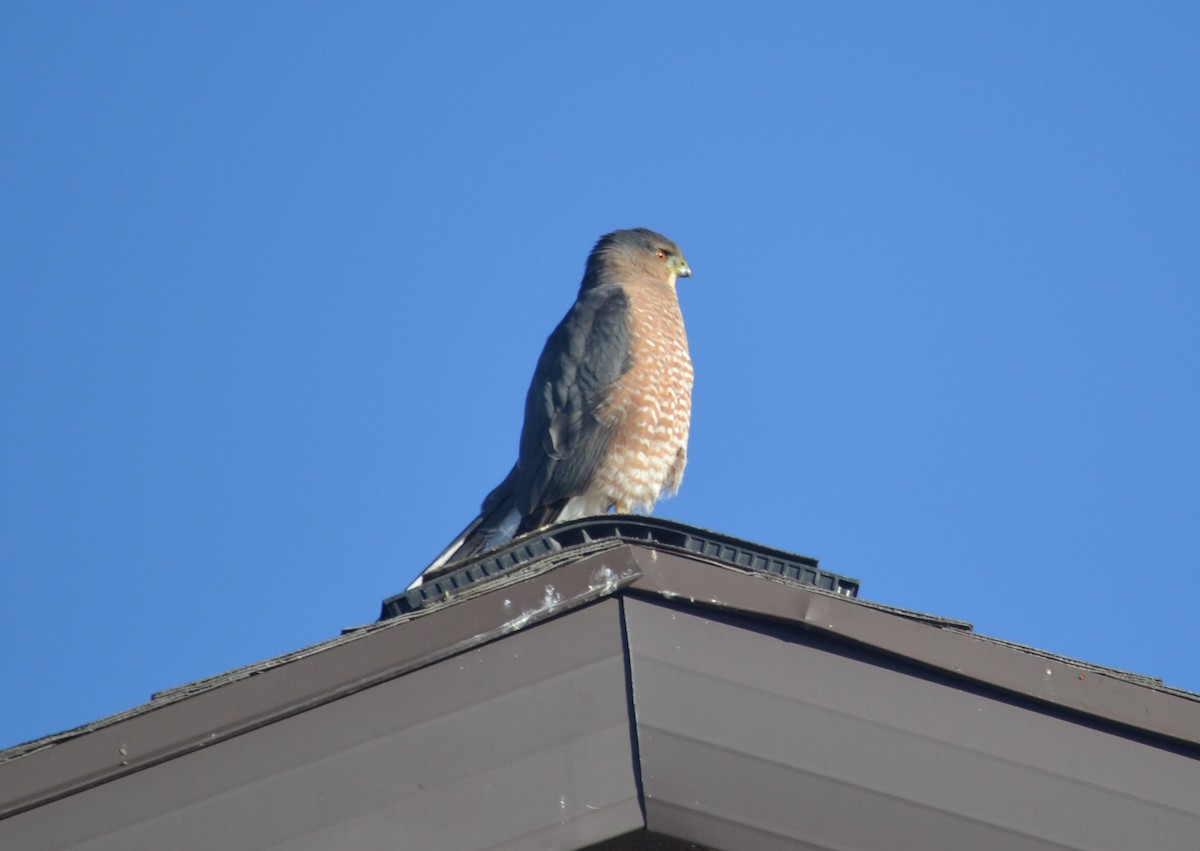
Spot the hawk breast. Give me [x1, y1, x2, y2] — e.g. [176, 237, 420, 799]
[591, 281, 693, 512]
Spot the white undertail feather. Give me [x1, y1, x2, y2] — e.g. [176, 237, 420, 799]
[408, 489, 616, 590]
[409, 515, 485, 588]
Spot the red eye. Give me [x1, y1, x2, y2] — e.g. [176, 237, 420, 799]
[656, 249, 667, 260]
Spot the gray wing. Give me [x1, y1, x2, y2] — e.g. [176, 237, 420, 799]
[509, 283, 633, 519]
[414, 282, 633, 584]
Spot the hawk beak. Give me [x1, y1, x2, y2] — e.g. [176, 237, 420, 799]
[674, 259, 692, 279]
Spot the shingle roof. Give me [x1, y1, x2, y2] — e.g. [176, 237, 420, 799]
[3, 519, 1198, 850]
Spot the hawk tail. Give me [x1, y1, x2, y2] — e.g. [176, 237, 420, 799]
[408, 478, 523, 590]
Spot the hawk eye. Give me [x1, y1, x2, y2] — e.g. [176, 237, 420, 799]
[656, 249, 667, 260]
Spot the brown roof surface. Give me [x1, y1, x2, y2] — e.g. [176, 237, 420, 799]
[2, 521, 1199, 850]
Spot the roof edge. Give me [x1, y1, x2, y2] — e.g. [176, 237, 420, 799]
[0, 548, 644, 820]
[624, 547, 1200, 750]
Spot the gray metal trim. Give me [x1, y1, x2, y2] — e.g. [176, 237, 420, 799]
[624, 596, 1200, 851]
[0, 600, 644, 851]
[624, 547, 1200, 749]
[0, 548, 645, 820]
[4, 534, 1199, 849]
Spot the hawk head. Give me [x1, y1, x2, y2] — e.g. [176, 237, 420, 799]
[583, 228, 691, 290]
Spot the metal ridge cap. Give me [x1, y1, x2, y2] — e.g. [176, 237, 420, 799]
[386, 515, 857, 619]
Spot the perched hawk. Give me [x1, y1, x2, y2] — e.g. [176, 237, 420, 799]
[411, 228, 693, 588]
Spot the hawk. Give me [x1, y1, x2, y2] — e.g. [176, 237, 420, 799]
[411, 228, 693, 588]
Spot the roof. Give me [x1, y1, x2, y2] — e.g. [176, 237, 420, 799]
[2, 519, 1199, 850]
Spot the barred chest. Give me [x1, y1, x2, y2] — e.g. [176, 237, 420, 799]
[593, 282, 693, 512]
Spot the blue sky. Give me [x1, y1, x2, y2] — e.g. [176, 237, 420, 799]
[3, 3, 1198, 749]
